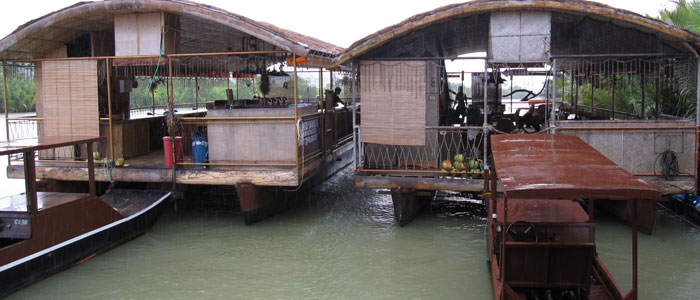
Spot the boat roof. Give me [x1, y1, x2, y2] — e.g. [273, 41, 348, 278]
[335, 0, 700, 65]
[0, 0, 343, 63]
[0, 136, 103, 156]
[490, 134, 661, 200]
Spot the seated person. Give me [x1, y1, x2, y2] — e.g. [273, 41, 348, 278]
[333, 87, 346, 107]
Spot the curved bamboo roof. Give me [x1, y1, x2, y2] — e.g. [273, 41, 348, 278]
[0, 0, 343, 61]
[335, 0, 700, 65]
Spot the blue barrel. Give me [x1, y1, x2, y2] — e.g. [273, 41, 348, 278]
[192, 136, 208, 168]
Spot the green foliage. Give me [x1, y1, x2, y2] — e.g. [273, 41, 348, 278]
[659, 0, 700, 33]
[0, 70, 36, 113]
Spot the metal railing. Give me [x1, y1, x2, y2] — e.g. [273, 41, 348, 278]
[356, 126, 486, 178]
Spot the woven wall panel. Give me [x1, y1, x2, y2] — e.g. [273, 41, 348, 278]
[38, 60, 98, 158]
[360, 61, 426, 146]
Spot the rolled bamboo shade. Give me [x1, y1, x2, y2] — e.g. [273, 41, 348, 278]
[360, 60, 426, 146]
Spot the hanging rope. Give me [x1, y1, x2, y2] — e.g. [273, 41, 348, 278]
[654, 150, 679, 180]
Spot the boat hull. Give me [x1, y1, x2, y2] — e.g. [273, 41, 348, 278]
[0, 190, 170, 297]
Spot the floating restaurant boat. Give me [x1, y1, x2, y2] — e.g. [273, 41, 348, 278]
[0, 0, 354, 224]
[337, 0, 700, 227]
[0, 136, 170, 297]
[486, 134, 661, 300]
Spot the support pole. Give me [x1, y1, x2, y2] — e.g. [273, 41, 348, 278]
[106, 58, 115, 159]
[551, 59, 557, 132]
[2, 61, 8, 142]
[150, 89, 156, 114]
[168, 56, 176, 193]
[23, 150, 37, 215]
[696, 57, 700, 192]
[655, 77, 660, 119]
[87, 141, 95, 196]
[320, 68, 325, 152]
[641, 61, 646, 119]
[194, 76, 199, 110]
[293, 54, 300, 176]
[591, 67, 595, 114]
[631, 199, 639, 300]
[483, 60, 489, 171]
[612, 74, 616, 120]
[351, 62, 357, 169]
[2, 61, 9, 167]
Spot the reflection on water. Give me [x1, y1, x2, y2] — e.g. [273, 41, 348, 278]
[5, 167, 700, 299]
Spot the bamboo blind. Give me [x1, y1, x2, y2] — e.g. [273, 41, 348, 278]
[360, 60, 426, 146]
[38, 59, 99, 158]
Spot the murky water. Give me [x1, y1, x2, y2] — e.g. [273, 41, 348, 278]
[4, 166, 700, 299]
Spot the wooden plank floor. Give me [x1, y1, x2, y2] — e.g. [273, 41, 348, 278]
[0, 192, 91, 212]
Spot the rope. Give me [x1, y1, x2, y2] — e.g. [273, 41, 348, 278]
[654, 150, 679, 180]
[101, 158, 115, 193]
[147, 27, 165, 114]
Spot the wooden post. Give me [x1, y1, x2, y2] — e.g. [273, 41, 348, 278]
[483, 60, 489, 173]
[2, 61, 9, 167]
[150, 88, 156, 113]
[551, 59, 557, 131]
[351, 63, 356, 168]
[87, 141, 96, 196]
[591, 66, 595, 113]
[23, 150, 37, 215]
[696, 59, 700, 192]
[320, 68, 325, 152]
[106, 58, 115, 159]
[501, 196, 508, 289]
[655, 77, 660, 119]
[612, 74, 616, 120]
[293, 54, 300, 176]
[640, 61, 645, 119]
[2, 61, 8, 142]
[631, 199, 638, 299]
[194, 76, 199, 110]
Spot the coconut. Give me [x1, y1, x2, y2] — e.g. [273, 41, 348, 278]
[441, 160, 453, 170]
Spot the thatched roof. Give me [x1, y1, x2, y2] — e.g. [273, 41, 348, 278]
[335, 0, 700, 65]
[0, 0, 343, 61]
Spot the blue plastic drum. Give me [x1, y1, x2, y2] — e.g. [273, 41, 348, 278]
[192, 136, 208, 168]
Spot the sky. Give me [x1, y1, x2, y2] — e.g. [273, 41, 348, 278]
[0, 0, 678, 49]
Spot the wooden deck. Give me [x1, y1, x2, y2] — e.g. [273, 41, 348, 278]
[7, 141, 353, 187]
[0, 192, 91, 213]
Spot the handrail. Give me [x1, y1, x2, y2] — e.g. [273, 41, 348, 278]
[558, 126, 697, 131]
[7, 117, 43, 121]
[180, 116, 296, 121]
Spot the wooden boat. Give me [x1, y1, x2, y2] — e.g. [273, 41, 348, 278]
[0, 136, 170, 297]
[486, 134, 660, 300]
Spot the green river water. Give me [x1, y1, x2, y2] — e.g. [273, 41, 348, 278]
[2, 115, 700, 299]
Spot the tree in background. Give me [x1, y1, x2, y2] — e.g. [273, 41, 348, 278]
[659, 0, 700, 33]
[0, 70, 36, 113]
[658, 0, 700, 118]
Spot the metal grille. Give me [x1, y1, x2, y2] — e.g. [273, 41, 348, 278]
[358, 126, 484, 176]
[556, 57, 697, 120]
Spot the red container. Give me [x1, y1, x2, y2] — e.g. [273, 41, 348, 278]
[163, 136, 183, 168]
